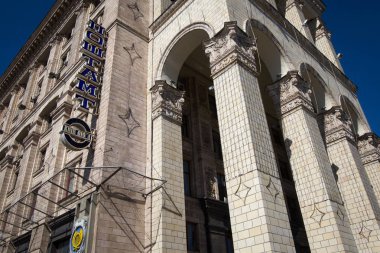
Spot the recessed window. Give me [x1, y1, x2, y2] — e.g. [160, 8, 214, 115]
[212, 131, 223, 159]
[186, 222, 198, 251]
[183, 160, 191, 196]
[37, 148, 47, 172]
[181, 114, 190, 138]
[9, 169, 19, 193]
[217, 173, 227, 202]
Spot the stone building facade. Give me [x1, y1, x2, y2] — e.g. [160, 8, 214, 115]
[0, 0, 379, 252]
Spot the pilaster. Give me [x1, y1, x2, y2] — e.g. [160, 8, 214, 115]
[204, 22, 295, 252]
[285, 0, 313, 41]
[149, 80, 187, 253]
[315, 19, 343, 72]
[358, 133, 380, 201]
[268, 71, 358, 252]
[46, 34, 64, 91]
[321, 107, 380, 251]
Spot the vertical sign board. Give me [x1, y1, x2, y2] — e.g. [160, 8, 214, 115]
[63, 20, 107, 253]
[61, 20, 107, 151]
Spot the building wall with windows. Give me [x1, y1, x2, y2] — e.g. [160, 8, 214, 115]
[0, 0, 379, 252]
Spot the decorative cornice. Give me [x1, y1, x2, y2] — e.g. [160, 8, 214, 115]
[51, 101, 73, 121]
[0, 0, 80, 100]
[249, 0, 357, 94]
[267, 70, 314, 116]
[0, 155, 14, 170]
[320, 106, 355, 145]
[204, 21, 257, 78]
[23, 132, 41, 149]
[358, 132, 380, 164]
[150, 80, 185, 125]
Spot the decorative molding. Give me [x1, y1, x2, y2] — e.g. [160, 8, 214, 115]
[266, 177, 279, 201]
[127, 2, 144, 20]
[150, 80, 185, 125]
[204, 21, 257, 77]
[315, 23, 331, 41]
[310, 202, 325, 226]
[0, 0, 79, 99]
[358, 132, 380, 164]
[286, 0, 304, 10]
[268, 70, 314, 116]
[234, 175, 252, 205]
[118, 107, 141, 137]
[321, 106, 355, 145]
[124, 43, 142, 66]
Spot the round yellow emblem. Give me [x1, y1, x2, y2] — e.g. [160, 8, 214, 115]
[71, 228, 83, 251]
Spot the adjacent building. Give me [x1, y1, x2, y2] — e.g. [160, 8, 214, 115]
[0, 0, 379, 252]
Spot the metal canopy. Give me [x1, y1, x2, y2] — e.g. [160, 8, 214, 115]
[0, 166, 166, 246]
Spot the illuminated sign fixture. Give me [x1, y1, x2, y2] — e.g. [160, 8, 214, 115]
[70, 218, 87, 253]
[74, 19, 107, 114]
[60, 118, 93, 151]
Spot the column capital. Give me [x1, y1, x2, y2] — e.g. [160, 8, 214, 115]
[286, 0, 304, 10]
[268, 70, 314, 116]
[316, 23, 331, 40]
[204, 21, 257, 78]
[321, 106, 355, 145]
[358, 132, 380, 164]
[49, 34, 64, 47]
[150, 80, 185, 125]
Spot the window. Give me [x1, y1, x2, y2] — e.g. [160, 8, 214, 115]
[38, 148, 47, 172]
[48, 212, 74, 253]
[50, 238, 70, 253]
[208, 94, 217, 118]
[183, 160, 191, 196]
[212, 131, 223, 159]
[186, 222, 198, 251]
[60, 49, 70, 71]
[27, 189, 39, 221]
[13, 235, 31, 253]
[225, 234, 234, 253]
[181, 114, 190, 138]
[31, 80, 42, 105]
[9, 169, 19, 193]
[217, 173, 227, 202]
[66, 170, 76, 196]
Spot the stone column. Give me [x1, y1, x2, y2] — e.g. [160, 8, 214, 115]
[321, 107, 380, 251]
[358, 133, 380, 201]
[204, 21, 295, 252]
[149, 80, 187, 253]
[285, 0, 313, 41]
[315, 19, 343, 72]
[268, 71, 358, 252]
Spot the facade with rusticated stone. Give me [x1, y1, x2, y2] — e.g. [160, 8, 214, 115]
[0, 0, 379, 252]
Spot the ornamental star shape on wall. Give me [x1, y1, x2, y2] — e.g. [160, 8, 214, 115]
[234, 175, 252, 205]
[118, 107, 140, 137]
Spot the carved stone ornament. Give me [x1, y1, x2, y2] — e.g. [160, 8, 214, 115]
[358, 133, 380, 164]
[286, 0, 304, 10]
[321, 106, 355, 145]
[203, 21, 257, 78]
[150, 80, 185, 125]
[267, 70, 314, 116]
[315, 23, 331, 40]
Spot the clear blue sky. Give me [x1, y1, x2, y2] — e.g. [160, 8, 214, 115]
[0, 1, 378, 134]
